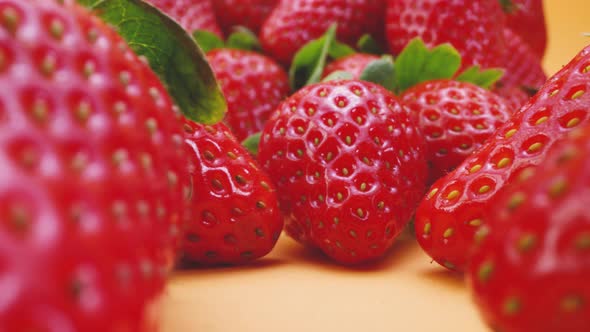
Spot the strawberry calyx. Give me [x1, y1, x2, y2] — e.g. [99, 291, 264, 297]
[193, 26, 262, 53]
[292, 27, 505, 95]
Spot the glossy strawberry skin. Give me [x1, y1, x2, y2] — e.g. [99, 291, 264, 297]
[402, 80, 513, 183]
[146, 0, 223, 37]
[494, 84, 532, 111]
[0, 0, 190, 330]
[260, 0, 386, 66]
[207, 49, 289, 141]
[505, 0, 547, 59]
[385, 0, 506, 70]
[500, 28, 547, 91]
[414, 44, 590, 272]
[468, 129, 590, 332]
[322, 53, 381, 79]
[181, 121, 283, 265]
[258, 80, 427, 264]
[212, 0, 278, 35]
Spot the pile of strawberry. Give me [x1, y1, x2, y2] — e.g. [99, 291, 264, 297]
[1, 0, 588, 331]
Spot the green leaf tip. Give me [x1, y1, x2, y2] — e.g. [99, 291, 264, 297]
[456, 66, 504, 89]
[78, 0, 226, 124]
[359, 55, 396, 91]
[357, 34, 383, 55]
[499, 0, 517, 13]
[226, 26, 262, 52]
[322, 70, 354, 82]
[242, 132, 262, 156]
[193, 30, 224, 53]
[289, 23, 338, 91]
[393, 37, 461, 94]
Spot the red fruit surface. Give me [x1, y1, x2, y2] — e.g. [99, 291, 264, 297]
[146, 0, 223, 37]
[500, 28, 547, 90]
[207, 49, 289, 141]
[260, 0, 386, 66]
[402, 80, 513, 183]
[493, 84, 533, 111]
[182, 121, 283, 265]
[385, 0, 506, 70]
[322, 53, 381, 79]
[258, 80, 427, 264]
[414, 43, 590, 272]
[0, 1, 190, 330]
[212, 0, 278, 35]
[505, 0, 547, 58]
[468, 128, 590, 332]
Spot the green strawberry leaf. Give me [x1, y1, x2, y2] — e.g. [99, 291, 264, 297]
[357, 34, 383, 55]
[78, 0, 226, 124]
[289, 23, 338, 90]
[242, 132, 261, 156]
[393, 38, 461, 94]
[359, 55, 396, 91]
[456, 66, 504, 89]
[322, 70, 354, 82]
[226, 26, 262, 52]
[328, 40, 356, 60]
[193, 30, 225, 53]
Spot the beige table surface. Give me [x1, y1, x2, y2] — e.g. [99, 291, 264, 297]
[162, 2, 590, 331]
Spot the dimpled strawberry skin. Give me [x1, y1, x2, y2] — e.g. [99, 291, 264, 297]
[182, 121, 284, 265]
[207, 49, 289, 142]
[260, 0, 386, 66]
[212, 0, 278, 35]
[385, 0, 506, 70]
[258, 80, 427, 264]
[146, 0, 223, 37]
[468, 128, 590, 332]
[500, 28, 547, 90]
[0, 1, 189, 330]
[402, 80, 513, 183]
[415, 44, 590, 272]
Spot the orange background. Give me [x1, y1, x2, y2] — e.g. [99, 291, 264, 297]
[162, 2, 589, 331]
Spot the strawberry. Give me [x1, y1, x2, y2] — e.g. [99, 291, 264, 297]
[322, 53, 381, 79]
[414, 43, 590, 272]
[385, 0, 506, 70]
[402, 80, 513, 183]
[181, 121, 283, 265]
[257, 80, 427, 264]
[212, 0, 278, 35]
[207, 48, 289, 141]
[467, 128, 590, 332]
[499, 28, 547, 91]
[0, 0, 189, 330]
[493, 84, 534, 110]
[503, 0, 547, 59]
[146, 0, 223, 38]
[260, 0, 386, 66]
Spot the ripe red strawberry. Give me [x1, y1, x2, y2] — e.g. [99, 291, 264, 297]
[402, 80, 513, 183]
[385, 0, 506, 70]
[181, 121, 283, 265]
[414, 43, 590, 272]
[500, 28, 547, 91]
[322, 53, 381, 79]
[493, 84, 533, 111]
[260, 0, 386, 66]
[0, 0, 190, 330]
[212, 0, 278, 35]
[504, 0, 547, 58]
[257, 80, 427, 264]
[468, 128, 590, 332]
[207, 48, 289, 141]
[146, 0, 223, 37]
